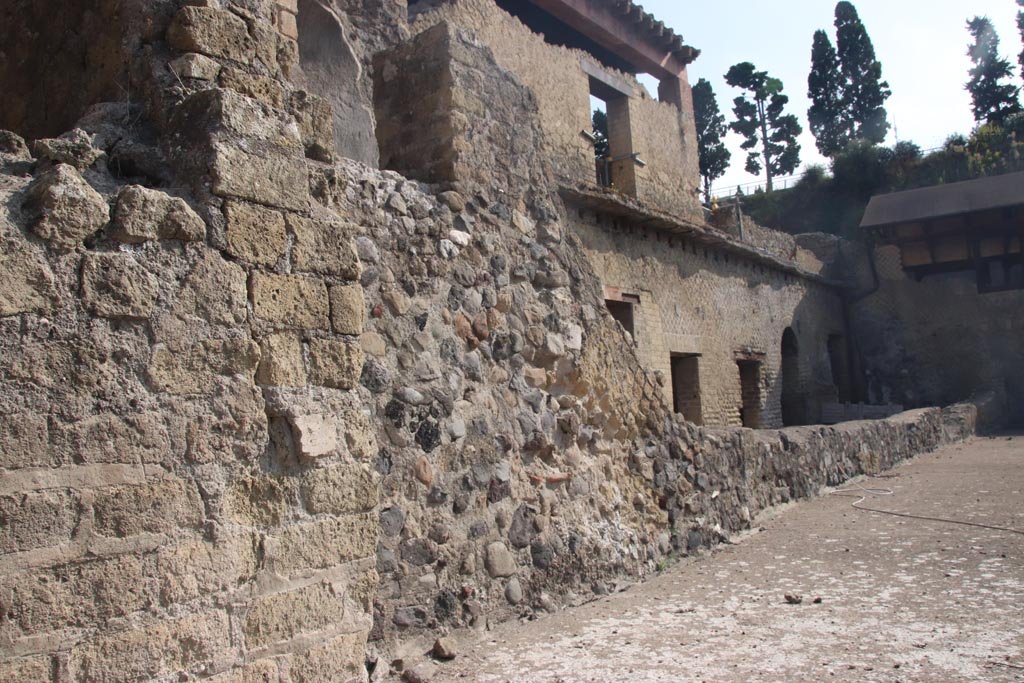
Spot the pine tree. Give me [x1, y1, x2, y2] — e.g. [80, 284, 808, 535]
[1018, 1, 1024, 80]
[966, 17, 1021, 125]
[725, 62, 802, 192]
[807, 30, 851, 156]
[692, 78, 731, 203]
[835, 1, 891, 143]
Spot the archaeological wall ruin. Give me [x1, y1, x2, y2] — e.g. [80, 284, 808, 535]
[0, 1, 1010, 682]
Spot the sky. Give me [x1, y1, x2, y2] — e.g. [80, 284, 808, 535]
[634, 0, 1024, 196]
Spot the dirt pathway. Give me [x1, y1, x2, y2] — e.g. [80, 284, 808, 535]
[430, 434, 1024, 682]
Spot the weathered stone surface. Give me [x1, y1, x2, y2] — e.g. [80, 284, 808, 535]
[485, 542, 517, 578]
[252, 273, 329, 329]
[290, 414, 339, 459]
[290, 632, 366, 683]
[169, 52, 222, 81]
[0, 213, 56, 316]
[256, 332, 306, 386]
[224, 200, 286, 265]
[243, 579, 355, 647]
[504, 577, 523, 604]
[69, 611, 230, 682]
[32, 128, 103, 170]
[219, 67, 285, 109]
[81, 253, 159, 318]
[289, 91, 335, 162]
[330, 284, 366, 336]
[211, 144, 309, 212]
[290, 215, 361, 279]
[205, 659, 279, 683]
[0, 655, 51, 682]
[148, 338, 261, 394]
[111, 185, 205, 243]
[92, 477, 204, 537]
[308, 338, 364, 390]
[167, 7, 254, 64]
[0, 489, 78, 553]
[0, 413, 50, 468]
[23, 164, 108, 250]
[302, 463, 379, 515]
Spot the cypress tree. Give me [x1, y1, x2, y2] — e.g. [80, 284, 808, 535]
[807, 30, 851, 156]
[725, 62, 802, 192]
[966, 17, 1021, 125]
[1017, 0, 1024, 85]
[692, 78, 732, 203]
[834, 1, 891, 143]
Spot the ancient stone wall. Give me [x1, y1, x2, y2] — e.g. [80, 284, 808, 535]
[852, 244, 1024, 425]
[569, 208, 849, 429]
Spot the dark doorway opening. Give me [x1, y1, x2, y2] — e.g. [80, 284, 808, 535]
[827, 334, 852, 403]
[671, 354, 702, 425]
[605, 299, 635, 338]
[738, 360, 762, 428]
[781, 327, 804, 426]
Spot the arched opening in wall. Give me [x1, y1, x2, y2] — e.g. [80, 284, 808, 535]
[827, 334, 853, 403]
[0, 0, 126, 140]
[781, 327, 805, 426]
[295, 0, 379, 166]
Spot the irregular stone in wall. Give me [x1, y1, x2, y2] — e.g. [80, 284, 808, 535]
[289, 214, 361, 279]
[22, 164, 109, 251]
[169, 53, 222, 81]
[69, 610, 231, 682]
[167, 7, 255, 64]
[290, 414, 339, 459]
[110, 185, 205, 243]
[264, 515, 377, 574]
[32, 128, 104, 170]
[301, 463, 379, 515]
[91, 477, 205, 537]
[0, 655, 51, 682]
[223, 200, 287, 266]
[252, 273, 329, 329]
[485, 541, 516, 578]
[256, 332, 306, 386]
[148, 338, 261, 394]
[219, 67, 286, 109]
[155, 251, 248, 336]
[0, 413, 50, 468]
[225, 475, 294, 526]
[330, 284, 366, 336]
[289, 91, 335, 162]
[242, 578, 357, 648]
[81, 253, 159, 319]
[155, 535, 260, 606]
[0, 489, 79, 553]
[308, 338, 364, 390]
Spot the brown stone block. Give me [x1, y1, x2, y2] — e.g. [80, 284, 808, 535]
[290, 631, 366, 683]
[219, 67, 286, 110]
[0, 218, 57, 316]
[0, 655, 52, 682]
[252, 273, 329, 329]
[300, 463, 379, 516]
[54, 413, 173, 466]
[264, 515, 377, 575]
[0, 413, 50, 469]
[243, 582, 349, 649]
[167, 7, 254, 64]
[22, 164, 109, 251]
[223, 200, 287, 266]
[110, 185, 206, 243]
[69, 610, 231, 683]
[0, 489, 78, 554]
[289, 215, 361, 279]
[81, 253, 159, 319]
[155, 535, 259, 606]
[148, 338, 261, 394]
[211, 144, 309, 212]
[329, 284, 366, 336]
[225, 475, 294, 527]
[206, 659, 280, 683]
[256, 332, 306, 386]
[307, 338, 363, 390]
[92, 477, 204, 537]
[289, 91, 334, 162]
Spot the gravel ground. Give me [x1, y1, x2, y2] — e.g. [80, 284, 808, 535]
[430, 433, 1024, 682]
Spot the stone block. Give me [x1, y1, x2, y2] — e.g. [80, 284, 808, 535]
[148, 338, 261, 394]
[290, 632, 366, 683]
[91, 477, 204, 537]
[256, 332, 306, 386]
[0, 489, 78, 553]
[155, 535, 259, 606]
[243, 582, 349, 648]
[289, 91, 334, 162]
[0, 413, 50, 468]
[223, 200, 287, 266]
[0, 655, 51, 682]
[308, 338, 363, 390]
[69, 610, 231, 683]
[32, 129, 103, 170]
[225, 475, 293, 527]
[81, 253, 159, 319]
[264, 515, 377, 575]
[110, 185, 205, 243]
[206, 660, 280, 683]
[169, 52, 222, 81]
[289, 215, 361, 279]
[219, 67, 286, 109]
[329, 284, 366, 336]
[22, 164, 109, 251]
[0, 222, 56, 316]
[485, 542, 516, 578]
[252, 273, 329, 329]
[290, 414, 339, 459]
[301, 463, 379, 515]
[157, 251, 248, 332]
[211, 144, 309, 212]
[54, 413, 172, 466]
[167, 7, 254, 64]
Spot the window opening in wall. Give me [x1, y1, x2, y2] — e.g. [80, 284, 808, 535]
[827, 334, 853, 403]
[604, 288, 639, 340]
[591, 94, 610, 186]
[977, 256, 1024, 293]
[671, 354, 703, 425]
[588, 78, 639, 195]
[737, 360, 762, 428]
[781, 327, 805, 426]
